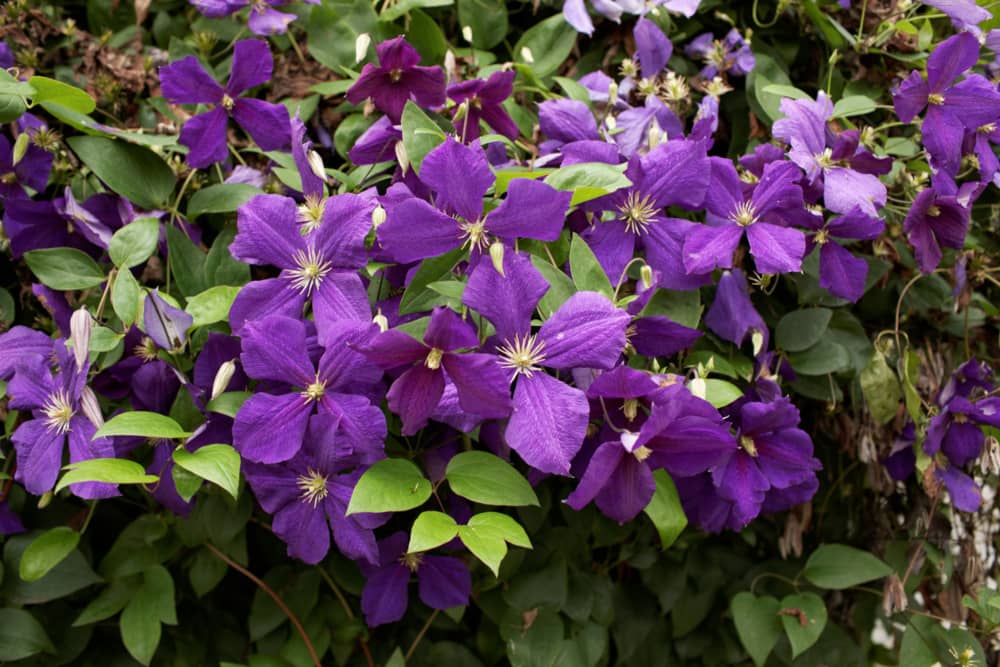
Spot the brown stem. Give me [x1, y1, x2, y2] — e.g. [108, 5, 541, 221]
[405, 609, 439, 662]
[204, 542, 321, 667]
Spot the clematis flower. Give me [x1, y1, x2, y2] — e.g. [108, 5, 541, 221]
[892, 32, 1000, 177]
[362, 306, 512, 435]
[232, 315, 385, 464]
[243, 439, 386, 565]
[360, 532, 470, 627]
[704, 269, 769, 354]
[228, 192, 375, 337]
[805, 206, 884, 302]
[634, 18, 673, 77]
[348, 116, 403, 165]
[346, 36, 446, 123]
[159, 39, 290, 168]
[903, 187, 970, 273]
[0, 326, 53, 380]
[683, 159, 808, 276]
[376, 137, 571, 264]
[448, 70, 519, 142]
[2, 187, 125, 258]
[0, 131, 52, 201]
[7, 344, 117, 499]
[684, 29, 755, 79]
[144, 289, 193, 352]
[923, 0, 991, 38]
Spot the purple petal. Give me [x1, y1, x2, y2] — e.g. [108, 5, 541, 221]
[417, 556, 471, 610]
[419, 138, 492, 221]
[935, 464, 981, 512]
[892, 70, 929, 123]
[630, 316, 702, 357]
[0, 327, 53, 381]
[226, 39, 274, 96]
[232, 98, 290, 151]
[313, 273, 372, 333]
[231, 194, 304, 268]
[274, 498, 331, 563]
[424, 306, 480, 351]
[377, 197, 460, 264]
[682, 222, 743, 274]
[818, 241, 867, 302]
[159, 56, 224, 105]
[927, 31, 980, 92]
[386, 365, 445, 435]
[312, 193, 376, 270]
[361, 564, 410, 626]
[180, 108, 229, 168]
[746, 222, 806, 274]
[443, 353, 513, 418]
[233, 392, 313, 463]
[143, 289, 193, 351]
[563, 0, 595, 35]
[705, 269, 768, 351]
[66, 417, 119, 499]
[506, 373, 589, 475]
[566, 441, 624, 511]
[240, 315, 315, 385]
[462, 251, 548, 342]
[11, 420, 64, 496]
[247, 5, 296, 35]
[229, 278, 305, 334]
[537, 292, 630, 370]
[634, 18, 672, 77]
[538, 99, 599, 144]
[486, 179, 571, 242]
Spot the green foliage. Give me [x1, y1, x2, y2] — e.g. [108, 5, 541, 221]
[346, 459, 432, 514]
[445, 451, 540, 507]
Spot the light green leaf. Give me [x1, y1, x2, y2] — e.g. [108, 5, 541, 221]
[401, 101, 447, 174]
[643, 470, 687, 550]
[185, 285, 241, 328]
[28, 76, 95, 113]
[109, 218, 160, 268]
[407, 511, 459, 553]
[531, 254, 577, 316]
[19, 527, 81, 583]
[445, 451, 539, 507]
[346, 459, 431, 514]
[55, 458, 159, 494]
[761, 84, 811, 100]
[467, 512, 531, 548]
[94, 411, 190, 440]
[832, 95, 877, 118]
[545, 162, 630, 206]
[24, 248, 106, 290]
[568, 234, 613, 296]
[111, 268, 141, 326]
[206, 391, 251, 418]
[860, 349, 902, 425]
[802, 544, 893, 589]
[173, 444, 240, 500]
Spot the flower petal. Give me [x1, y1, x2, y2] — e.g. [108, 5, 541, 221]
[506, 373, 589, 475]
[537, 291, 630, 370]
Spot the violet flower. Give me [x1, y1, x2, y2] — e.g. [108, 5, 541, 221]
[8, 344, 117, 499]
[159, 39, 290, 168]
[360, 532, 470, 627]
[683, 159, 808, 276]
[448, 69, 519, 142]
[704, 269, 769, 354]
[228, 192, 375, 337]
[376, 137, 571, 264]
[232, 315, 385, 464]
[0, 326, 53, 380]
[923, 0, 991, 38]
[684, 29, 755, 79]
[362, 306, 512, 435]
[903, 187, 970, 273]
[144, 289, 193, 352]
[0, 130, 52, 201]
[346, 37, 446, 123]
[634, 18, 673, 77]
[805, 206, 885, 302]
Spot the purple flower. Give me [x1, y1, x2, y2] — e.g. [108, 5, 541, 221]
[228, 192, 375, 338]
[159, 39, 290, 168]
[143, 289, 193, 352]
[0, 128, 52, 201]
[362, 306, 512, 435]
[705, 269, 768, 354]
[683, 159, 808, 275]
[346, 37, 446, 123]
[892, 32, 1000, 177]
[903, 187, 970, 273]
[448, 70, 519, 142]
[360, 532, 470, 627]
[806, 207, 884, 302]
[376, 137, 571, 263]
[0, 326, 53, 380]
[232, 316, 385, 464]
[685, 28, 755, 79]
[348, 116, 403, 165]
[7, 344, 117, 499]
[244, 442, 386, 565]
[634, 18, 673, 77]
[923, 0, 991, 38]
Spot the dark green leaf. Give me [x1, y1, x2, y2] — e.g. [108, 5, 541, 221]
[186, 183, 260, 219]
[775, 308, 832, 352]
[165, 225, 208, 297]
[457, 0, 507, 48]
[73, 580, 134, 626]
[730, 593, 781, 667]
[531, 254, 577, 316]
[24, 248, 106, 290]
[0, 608, 55, 661]
[803, 544, 893, 589]
[111, 268, 141, 326]
[67, 135, 175, 210]
[513, 14, 577, 78]
[832, 95, 877, 118]
[787, 338, 850, 375]
[445, 451, 539, 507]
[860, 349, 902, 424]
[399, 246, 464, 315]
[779, 592, 827, 658]
[346, 459, 432, 514]
[19, 527, 81, 583]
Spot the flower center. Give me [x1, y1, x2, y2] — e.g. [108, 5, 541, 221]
[297, 194, 326, 233]
[618, 191, 657, 235]
[400, 552, 423, 572]
[389, 68, 403, 83]
[622, 398, 639, 421]
[927, 92, 945, 105]
[43, 389, 75, 434]
[289, 246, 332, 294]
[633, 445, 653, 462]
[296, 468, 329, 507]
[425, 347, 444, 370]
[814, 228, 830, 246]
[708, 41, 729, 69]
[134, 336, 159, 362]
[221, 94, 235, 111]
[814, 147, 835, 169]
[739, 435, 758, 457]
[619, 58, 638, 79]
[953, 413, 968, 424]
[730, 200, 759, 227]
[497, 333, 547, 378]
[0, 172, 15, 184]
[459, 218, 490, 252]
[301, 374, 326, 403]
[978, 122, 996, 134]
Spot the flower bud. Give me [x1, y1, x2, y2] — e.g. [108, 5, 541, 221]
[307, 150, 326, 181]
[605, 115, 617, 131]
[608, 81, 619, 106]
[373, 310, 389, 333]
[751, 330, 765, 357]
[444, 50, 457, 83]
[37, 491, 53, 509]
[462, 25, 473, 43]
[80, 387, 104, 428]
[372, 204, 387, 229]
[639, 264, 654, 290]
[394, 141, 409, 175]
[70, 307, 92, 370]
[355, 33, 371, 63]
[489, 241, 505, 276]
[688, 377, 706, 400]
[211, 360, 237, 400]
[647, 121, 663, 149]
[882, 574, 907, 615]
[453, 99, 469, 123]
[520, 47, 534, 64]
[982, 436, 1000, 476]
[12, 132, 29, 166]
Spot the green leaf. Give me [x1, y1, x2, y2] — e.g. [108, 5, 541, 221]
[172, 465, 202, 503]
[860, 349, 902, 424]
[109, 218, 160, 268]
[0, 286, 14, 326]
[89, 326, 123, 354]
[407, 511, 459, 553]
[803, 544, 893, 589]
[206, 391, 251, 418]
[399, 246, 464, 315]
[306, 2, 378, 72]
[467, 512, 531, 548]
[120, 567, 173, 665]
[186, 183, 261, 219]
[513, 14, 577, 78]
[693, 378, 744, 408]
[55, 458, 159, 494]
[747, 51, 794, 124]
[73, 581, 134, 626]
[379, 0, 451, 21]
[730, 592, 781, 667]
[67, 135, 175, 210]
[0, 608, 55, 661]
[95, 411, 190, 439]
[401, 101, 447, 174]
[775, 308, 832, 352]
[779, 592, 827, 658]
[787, 338, 850, 375]
[0, 70, 29, 122]
[643, 470, 687, 550]
[569, 234, 613, 296]
[761, 84, 811, 100]
[111, 268, 141, 326]
[24, 248, 106, 290]
[346, 459, 432, 514]
[185, 285, 241, 328]
[165, 225, 207, 297]
[457, 0, 507, 48]
[832, 95, 877, 118]
[531, 254, 577, 316]
[458, 513, 533, 577]
[3, 534, 102, 605]
[205, 226, 250, 287]
[445, 451, 539, 507]
[173, 444, 240, 500]
[19, 527, 81, 583]
[545, 162, 630, 206]
[28, 76, 95, 113]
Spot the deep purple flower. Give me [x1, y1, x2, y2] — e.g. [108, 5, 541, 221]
[3, 188, 125, 259]
[228, 192, 375, 338]
[7, 345, 117, 499]
[144, 289, 193, 352]
[376, 137, 571, 264]
[232, 316, 385, 464]
[685, 28, 755, 79]
[903, 187, 970, 273]
[805, 206, 884, 302]
[360, 532, 470, 627]
[0, 126, 52, 200]
[363, 306, 512, 435]
[705, 269, 769, 354]
[683, 159, 808, 276]
[159, 39, 290, 168]
[348, 116, 403, 165]
[634, 18, 673, 77]
[892, 32, 1000, 177]
[924, 0, 991, 38]
[448, 70, 519, 142]
[0, 326, 53, 380]
[346, 37, 446, 123]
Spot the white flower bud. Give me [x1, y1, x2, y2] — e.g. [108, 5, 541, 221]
[80, 387, 104, 428]
[489, 241, 505, 277]
[372, 204, 387, 228]
[395, 141, 409, 175]
[211, 360, 237, 400]
[355, 33, 371, 64]
[751, 330, 765, 357]
[307, 150, 326, 181]
[608, 81, 619, 106]
[520, 47, 534, 64]
[373, 310, 389, 333]
[462, 26, 473, 43]
[639, 264, 654, 290]
[70, 307, 92, 370]
[688, 377, 707, 400]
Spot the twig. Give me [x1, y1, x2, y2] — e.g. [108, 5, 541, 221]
[405, 609, 439, 662]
